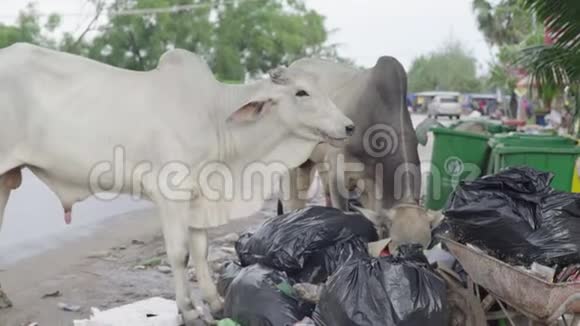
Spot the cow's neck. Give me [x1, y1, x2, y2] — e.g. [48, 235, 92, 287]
[226, 113, 314, 169]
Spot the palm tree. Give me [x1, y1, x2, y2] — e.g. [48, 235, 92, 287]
[517, 0, 580, 87]
[472, 0, 533, 46]
[517, 0, 580, 134]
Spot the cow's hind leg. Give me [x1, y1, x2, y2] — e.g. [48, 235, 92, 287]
[0, 168, 21, 309]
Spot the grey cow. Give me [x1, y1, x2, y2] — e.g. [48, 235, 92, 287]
[281, 56, 440, 251]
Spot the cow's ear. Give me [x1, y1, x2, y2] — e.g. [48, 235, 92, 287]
[427, 210, 445, 229]
[227, 100, 268, 123]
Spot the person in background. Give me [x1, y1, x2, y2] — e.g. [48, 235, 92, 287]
[478, 99, 486, 115]
[510, 91, 518, 118]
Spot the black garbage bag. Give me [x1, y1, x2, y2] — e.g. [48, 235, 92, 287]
[217, 261, 243, 297]
[314, 244, 448, 326]
[444, 166, 580, 266]
[223, 264, 314, 326]
[236, 206, 378, 282]
[293, 237, 369, 284]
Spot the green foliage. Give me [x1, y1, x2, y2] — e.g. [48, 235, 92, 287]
[408, 40, 482, 93]
[2, 0, 343, 82]
[487, 62, 517, 91]
[0, 3, 61, 48]
[44, 14, 62, 33]
[213, 0, 331, 80]
[521, 0, 580, 50]
[518, 45, 580, 86]
[86, 0, 214, 71]
[0, 24, 23, 48]
[472, 0, 545, 92]
[472, 0, 534, 46]
[476, 0, 547, 92]
[486, 29, 544, 91]
[517, 0, 580, 86]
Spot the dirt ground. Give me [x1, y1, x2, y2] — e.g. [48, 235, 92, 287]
[0, 207, 268, 326]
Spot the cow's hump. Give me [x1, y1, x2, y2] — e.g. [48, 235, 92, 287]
[157, 49, 215, 81]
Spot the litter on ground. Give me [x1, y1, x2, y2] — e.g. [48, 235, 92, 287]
[73, 297, 182, 326]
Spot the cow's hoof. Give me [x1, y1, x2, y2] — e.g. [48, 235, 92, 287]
[208, 296, 224, 316]
[180, 308, 201, 326]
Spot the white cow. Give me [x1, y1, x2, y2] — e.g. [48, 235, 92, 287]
[0, 43, 354, 324]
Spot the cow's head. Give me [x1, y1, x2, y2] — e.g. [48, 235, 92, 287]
[353, 204, 443, 252]
[227, 66, 354, 147]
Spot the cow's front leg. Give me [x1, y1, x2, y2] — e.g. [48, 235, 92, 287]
[280, 164, 313, 212]
[189, 228, 223, 314]
[159, 207, 200, 325]
[328, 163, 349, 210]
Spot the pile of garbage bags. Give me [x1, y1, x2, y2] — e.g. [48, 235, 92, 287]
[314, 244, 448, 326]
[218, 206, 449, 326]
[236, 206, 377, 283]
[444, 166, 580, 267]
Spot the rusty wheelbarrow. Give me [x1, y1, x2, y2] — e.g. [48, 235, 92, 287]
[439, 236, 580, 325]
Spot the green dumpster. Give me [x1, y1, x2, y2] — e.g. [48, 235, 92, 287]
[426, 126, 580, 209]
[489, 133, 577, 149]
[426, 127, 491, 210]
[449, 119, 516, 134]
[487, 145, 580, 191]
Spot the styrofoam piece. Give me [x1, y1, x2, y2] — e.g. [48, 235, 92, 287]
[73, 297, 182, 326]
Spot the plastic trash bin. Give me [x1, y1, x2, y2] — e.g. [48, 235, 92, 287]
[426, 127, 491, 210]
[489, 133, 577, 149]
[449, 119, 516, 134]
[487, 145, 580, 192]
[572, 158, 580, 193]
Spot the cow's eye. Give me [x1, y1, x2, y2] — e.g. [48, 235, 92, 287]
[295, 90, 309, 97]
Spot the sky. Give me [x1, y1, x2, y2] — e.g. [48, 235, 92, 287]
[0, 0, 493, 74]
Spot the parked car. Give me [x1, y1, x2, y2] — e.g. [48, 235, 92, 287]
[427, 92, 462, 119]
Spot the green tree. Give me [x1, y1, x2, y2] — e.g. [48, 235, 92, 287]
[0, 3, 61, 48]
[472, 0, 534, 47]
[486, 28, 544, 91]
[408, 40, 482, 93]
[86, 0, 214, 71]
[81, 0, 339, 80]
[516, 0, 580, 134]
[213, 0, 334, 80]
[472, 0, 541, 92]
[517, 0, 580, 87]
[1, 0, 345, 81]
